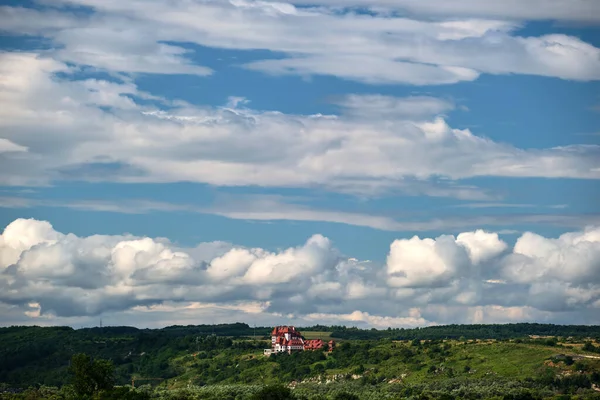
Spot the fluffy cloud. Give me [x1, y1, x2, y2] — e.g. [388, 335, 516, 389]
[334, 95, 455, 120]
[1, 1, 600, 84]
[386, 230, 506, 288]
[285, 0, 600, 22]
[1, 218, 599, 327]
[456, 230, 508, 265]
[0, 52, 598, 192]
[0, 138, 28, 154]
[503, 227, 600, 285]
[386, 235, 469, 288]
[0, 218, 343, 318]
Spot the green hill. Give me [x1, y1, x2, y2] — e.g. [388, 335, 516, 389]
[1, 324, 600, 399]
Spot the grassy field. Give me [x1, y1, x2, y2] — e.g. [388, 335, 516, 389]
[165, 337, 600, 391]
[302, 331, 333, 340]
[341, 340, 559, 384]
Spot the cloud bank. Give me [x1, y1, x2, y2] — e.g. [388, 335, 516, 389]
[0, 1, 598, 329]
[286, 0, 600, 23]
[0, 52, 598, 194]
[1, 218, 599, 327]
[1, 1, 600, 85]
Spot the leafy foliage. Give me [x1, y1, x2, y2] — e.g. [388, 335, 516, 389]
[2, 324, 600, 399]
[249, 384, 295, 400]
[69, 353, 114, 397]
[329, 323, 600, 341]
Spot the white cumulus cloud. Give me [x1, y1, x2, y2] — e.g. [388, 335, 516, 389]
[504, 227, 600, 284]
[0, 52, 598, 192]
[1, 218, 599, 327]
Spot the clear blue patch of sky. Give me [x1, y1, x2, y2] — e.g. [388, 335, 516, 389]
[18, 182, 219, 205]
[5, 178, 600, 233]
[0, 180, 481, 219]
[0, 34, 54, 51]
[5, 174, 598, 217]
[441, 75, 600, 148]
[0, 0, 95, 13]
[59, 171, 600, 220]
[458, 177, 600, 214]
[0, 0, 37, 7]
[0, 181, 452, 217]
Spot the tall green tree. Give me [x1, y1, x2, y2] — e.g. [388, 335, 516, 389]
[69, 353, 114, 398]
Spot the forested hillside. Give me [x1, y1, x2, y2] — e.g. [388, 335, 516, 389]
[329, 323, 600, 341]
[2, 324, 600, 399]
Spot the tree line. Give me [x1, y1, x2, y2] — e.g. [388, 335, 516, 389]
[328, 323, 600, 341]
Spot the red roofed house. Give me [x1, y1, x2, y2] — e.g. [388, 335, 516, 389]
[265, 326, 336, 355]
[304, 339, 324, 350]
[271, 326, 305, 354]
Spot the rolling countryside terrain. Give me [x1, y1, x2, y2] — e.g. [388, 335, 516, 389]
[1, 324, 600, 399]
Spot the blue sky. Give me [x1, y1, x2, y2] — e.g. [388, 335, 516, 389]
[0, 0, 599, 328]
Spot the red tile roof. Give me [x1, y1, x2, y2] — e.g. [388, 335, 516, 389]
[271, 326, 301, 336]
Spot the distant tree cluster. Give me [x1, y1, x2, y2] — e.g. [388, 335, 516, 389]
[329, 323, 600, 341]
[0, 325, 266, 387]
